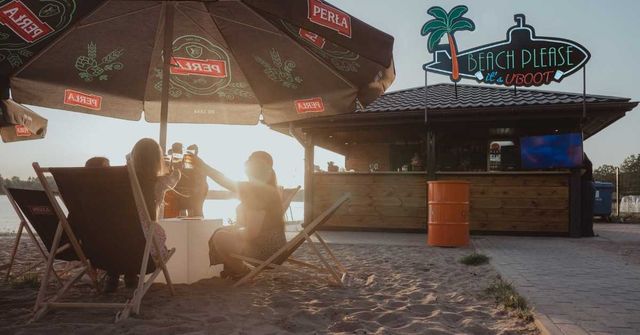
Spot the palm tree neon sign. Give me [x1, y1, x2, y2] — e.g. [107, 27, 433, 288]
[421, 5, 475, 82]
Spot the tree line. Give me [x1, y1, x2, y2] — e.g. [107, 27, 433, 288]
[0, 175, 55, 195]
[594, 154, 640, 184]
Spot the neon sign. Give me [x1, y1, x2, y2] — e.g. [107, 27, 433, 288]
[421, 6, 590, 87]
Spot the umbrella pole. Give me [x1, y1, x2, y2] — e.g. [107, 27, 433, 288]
[159, 3, 175, 153]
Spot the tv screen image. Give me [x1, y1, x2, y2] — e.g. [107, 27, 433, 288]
[520, 133, 583, 169]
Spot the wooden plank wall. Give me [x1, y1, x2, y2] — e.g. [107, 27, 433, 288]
[438, 174, 570, 233]
[312, 173, 427, 230]
[313, 173, 570, 234]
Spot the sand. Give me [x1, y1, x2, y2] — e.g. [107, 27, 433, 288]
[0, 234, 537, 334]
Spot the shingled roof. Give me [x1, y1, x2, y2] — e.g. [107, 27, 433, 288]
[362, 83, 632, 113]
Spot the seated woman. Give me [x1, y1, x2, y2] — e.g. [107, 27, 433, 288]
[193, 151, 284, 279]
[100, 138, 180, 292]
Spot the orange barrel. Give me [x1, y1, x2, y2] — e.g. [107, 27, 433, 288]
[427, 181, 470, 247]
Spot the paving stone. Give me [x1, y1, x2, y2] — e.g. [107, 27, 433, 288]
[556, 323, 589, 335]
[474, 224, 640, 335]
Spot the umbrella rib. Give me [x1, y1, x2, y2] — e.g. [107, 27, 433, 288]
[176, 2, 262, 111]
[141, 1, 171, 112]
[201, 3, 263, 109]
[75, 3, 162, 30]
[174, 5, 232, 52]
[208, 13, 284, 37]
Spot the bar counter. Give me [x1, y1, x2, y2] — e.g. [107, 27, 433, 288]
[312, 170, 572, 234]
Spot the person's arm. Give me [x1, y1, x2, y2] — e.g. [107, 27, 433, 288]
[193, 156, 237, 193]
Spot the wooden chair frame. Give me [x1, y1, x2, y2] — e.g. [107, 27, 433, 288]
[232, 194, 350, 287]
[1, 181, 70, 284]
[30, 156, 175, 323]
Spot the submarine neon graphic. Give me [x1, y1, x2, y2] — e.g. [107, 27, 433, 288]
[422, 11, 591, 87]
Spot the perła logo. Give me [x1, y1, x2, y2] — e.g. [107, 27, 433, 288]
[298, 28, 326, 49]
[170, 57, 227, 78]
[15, 124, 31, 137]
[0, 0, 54, 43]
[307, 0, 351, 38]
[29, 205, 53, 215]
[295, 97, 325, 114]
[163, 35, 232, 96]
[64, 89, 102, 110]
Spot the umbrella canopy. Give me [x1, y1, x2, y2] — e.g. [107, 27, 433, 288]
[0, 99, 47, 142]
[1, 0, 395, 147]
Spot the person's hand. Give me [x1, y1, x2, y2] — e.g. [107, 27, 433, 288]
[190, 155, 208, 172]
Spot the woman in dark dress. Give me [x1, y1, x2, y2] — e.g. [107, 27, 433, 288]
[193, 151, 285, 279]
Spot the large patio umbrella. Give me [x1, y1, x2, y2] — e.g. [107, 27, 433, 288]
[0, 0, 395, 149]
[0, 99, 47, 143]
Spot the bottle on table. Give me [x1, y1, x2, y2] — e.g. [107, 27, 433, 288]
[184, 144, 198, 170]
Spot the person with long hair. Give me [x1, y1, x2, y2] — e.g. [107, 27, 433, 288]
[193, 151, 284, 279]
[110, 138, 180, 291]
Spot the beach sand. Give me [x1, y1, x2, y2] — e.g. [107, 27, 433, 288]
[0, 234, 537, 334]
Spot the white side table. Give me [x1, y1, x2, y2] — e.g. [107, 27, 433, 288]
[155, 218, 224, 284]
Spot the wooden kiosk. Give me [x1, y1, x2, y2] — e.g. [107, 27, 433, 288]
[273, 83, 637, 236]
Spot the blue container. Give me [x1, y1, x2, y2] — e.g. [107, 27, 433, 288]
[593, 182, 614, 216]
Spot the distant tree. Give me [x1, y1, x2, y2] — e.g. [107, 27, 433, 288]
[1, 175, 46, 192]
[620, 154, 640, 173]
[594, 164, 616, 182]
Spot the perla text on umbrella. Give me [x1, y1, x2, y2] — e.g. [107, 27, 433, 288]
[170, 57, 227, 78]
[14, 124, 30, 137]
[63, 89, 101, 111]
[295, 97, 325, 114]
[298, 28, 326, 49]
[308, 0, 351, 38]
[0, 0, 53, 43]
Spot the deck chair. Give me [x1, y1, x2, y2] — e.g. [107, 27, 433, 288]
[232, 193, 350, 287]
[280, 186, 301, 222]
[31, 156, 175, 322]
[2, 184, 78, 284]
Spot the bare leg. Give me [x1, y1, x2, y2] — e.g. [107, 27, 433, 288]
[212, 229, 248, 276]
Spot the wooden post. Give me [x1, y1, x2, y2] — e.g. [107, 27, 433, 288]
[615, 167, 620, 217]
[304, 133, 314, 225]
[426, 128, 436, 181]
[569, 170, 582, 237]
[159, 3, 174, 153]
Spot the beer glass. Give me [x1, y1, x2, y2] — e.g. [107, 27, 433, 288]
[184, 149, 195, 169]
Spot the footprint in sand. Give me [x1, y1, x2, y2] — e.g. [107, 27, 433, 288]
[384, 300, 407, 309]
[275, 317, 317, 333]
[460, 320, 493, 335]
[460, 309, 491, 319]
[441, 311, 464, 324]
[376, 311, 410, 328]
[329, 320, 363, 333]
[407, 303, 436, 316]
[348, 310, 377, 321]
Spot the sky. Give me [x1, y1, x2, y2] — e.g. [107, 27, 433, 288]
[1, 0, 639, 186]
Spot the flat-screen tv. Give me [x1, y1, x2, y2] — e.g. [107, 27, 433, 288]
[520, 133, 583, 169]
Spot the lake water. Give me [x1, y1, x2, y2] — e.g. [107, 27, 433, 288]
[0, 195, 303, 233]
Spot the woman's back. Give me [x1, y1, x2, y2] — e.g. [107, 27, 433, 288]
[236, 181, 285, 259]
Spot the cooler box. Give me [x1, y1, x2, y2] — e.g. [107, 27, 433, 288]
[593, 181, 613, 216]
[155, 219, 223, 284]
